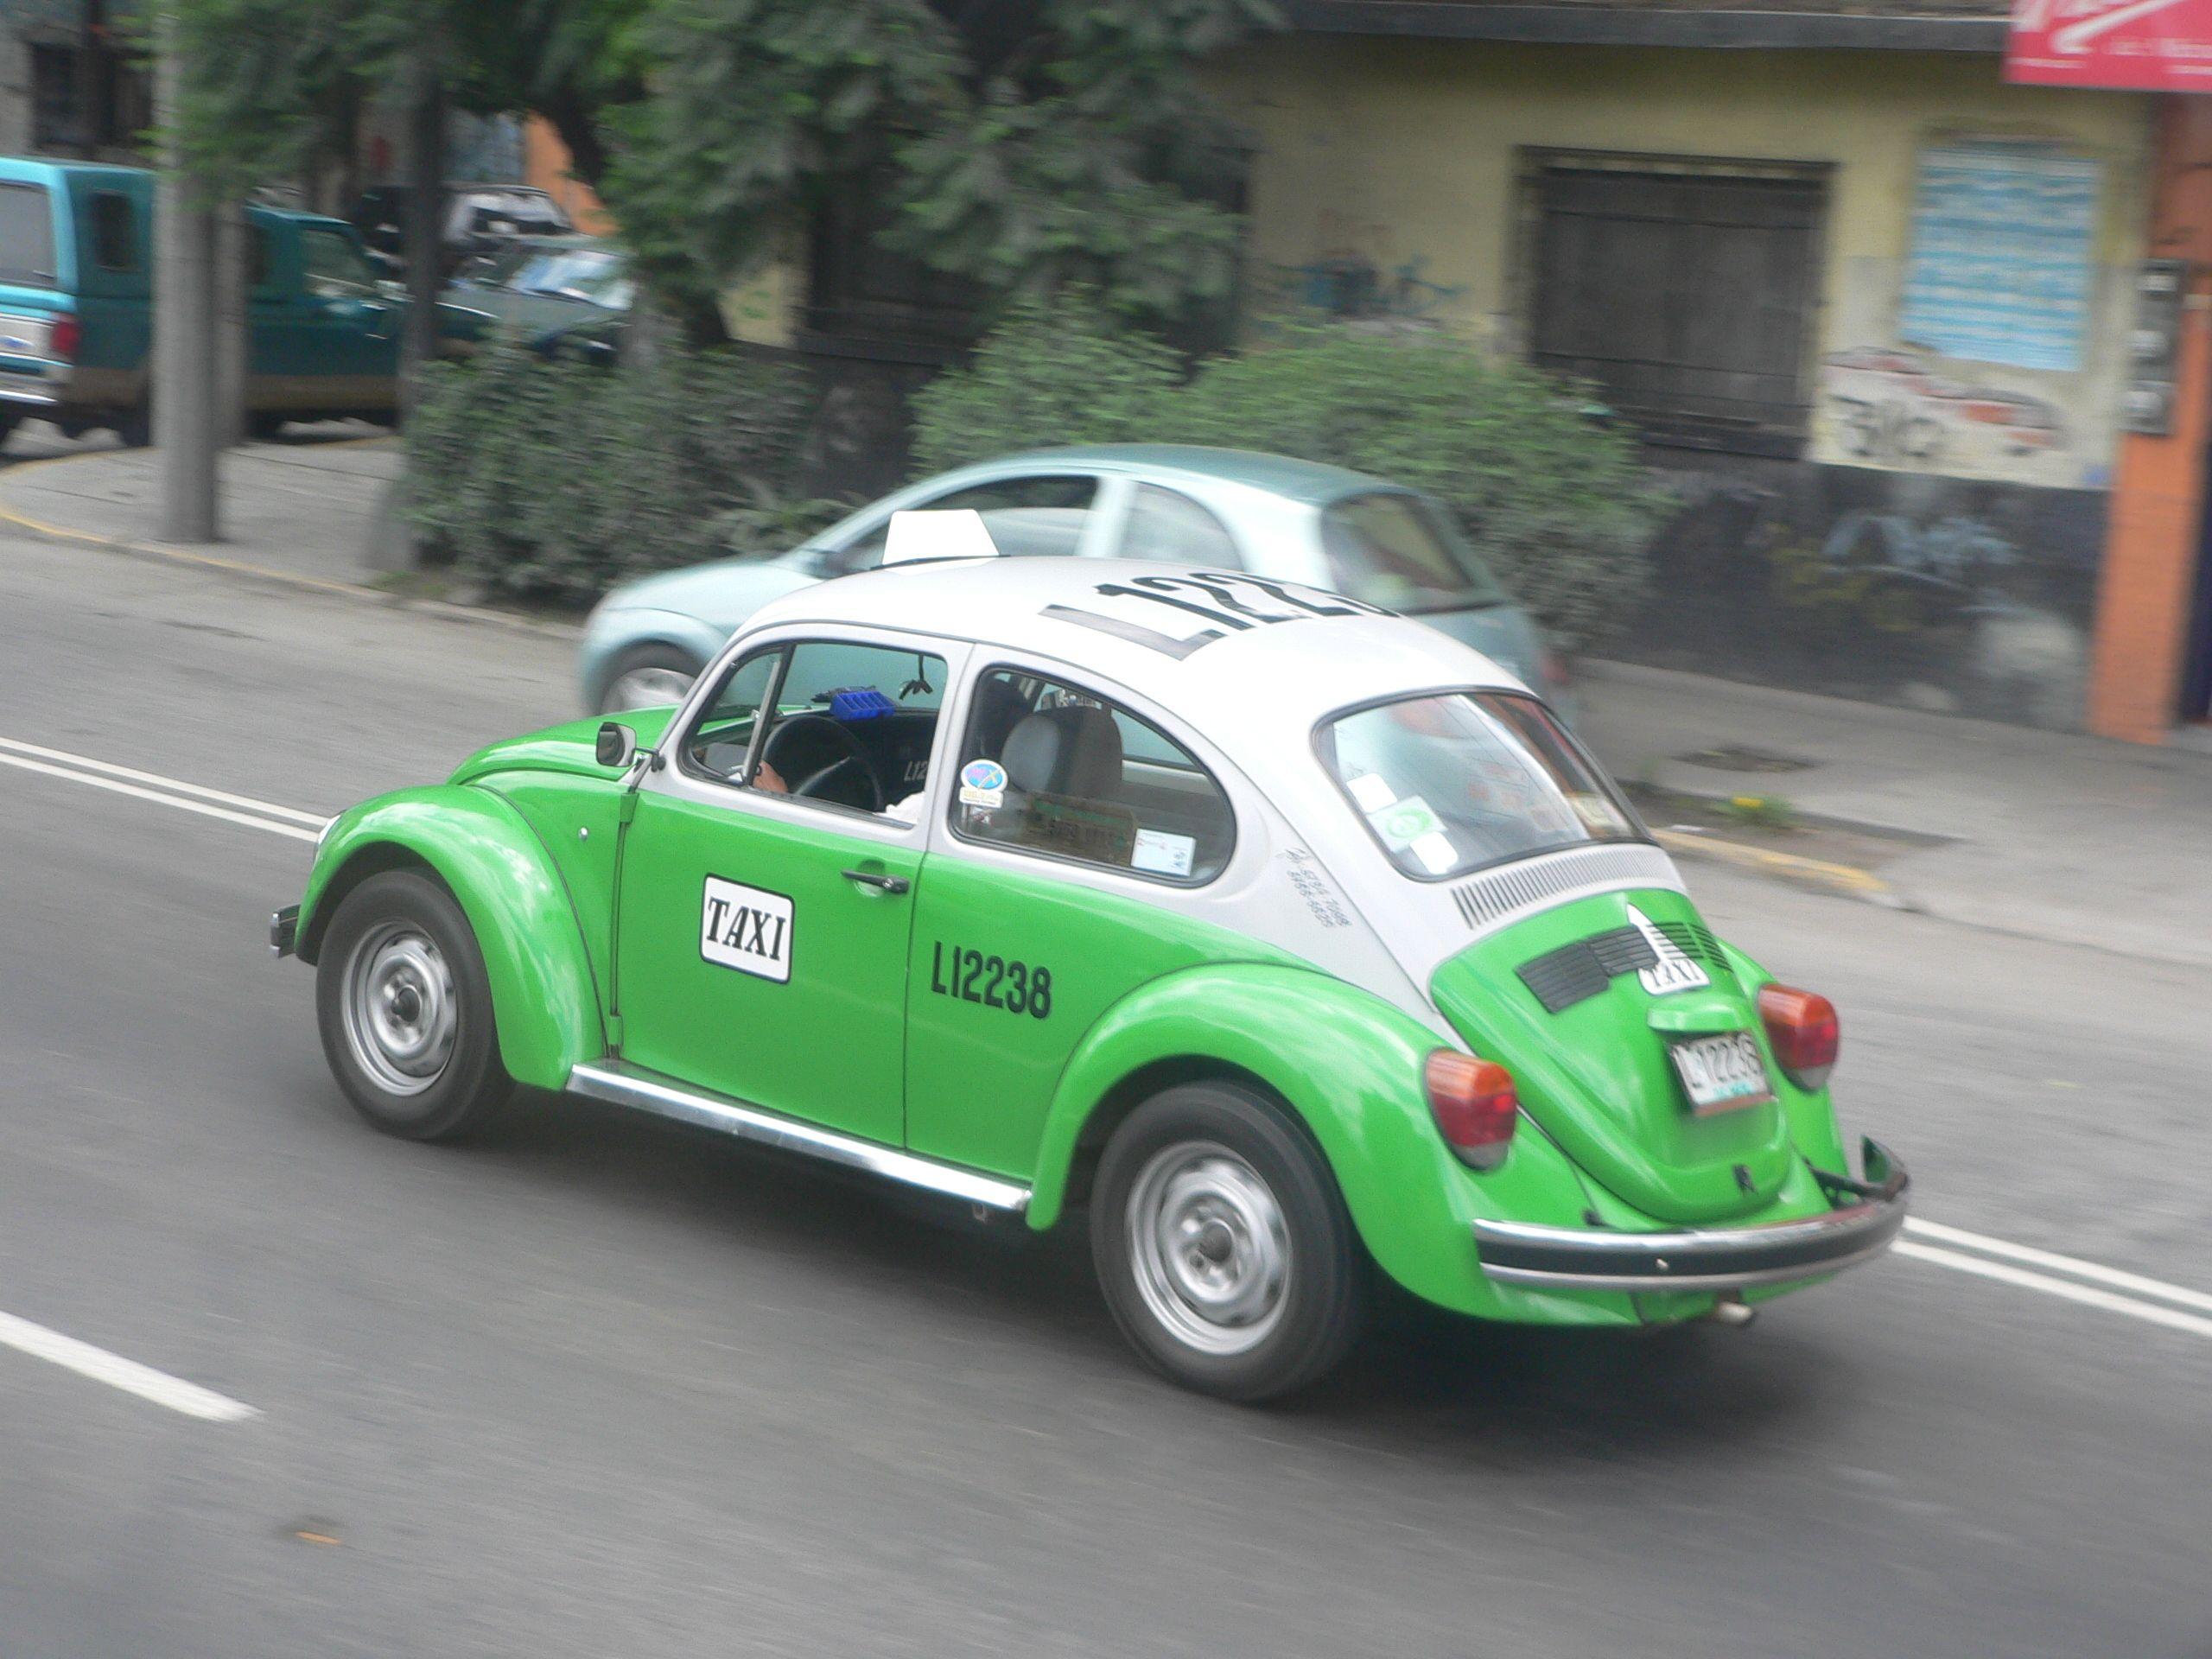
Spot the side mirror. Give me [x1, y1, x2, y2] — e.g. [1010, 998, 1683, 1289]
[595, 721, 638, 770]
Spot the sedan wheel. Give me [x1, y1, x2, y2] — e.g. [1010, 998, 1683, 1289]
[599, 645, 702, 714]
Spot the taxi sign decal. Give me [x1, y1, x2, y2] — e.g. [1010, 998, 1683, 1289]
[701, 876, 793, 982]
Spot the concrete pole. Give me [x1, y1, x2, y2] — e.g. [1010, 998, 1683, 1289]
[214, 204, 250, 448]
[154, 16, 219, 543]
[399, 44, 445, 412]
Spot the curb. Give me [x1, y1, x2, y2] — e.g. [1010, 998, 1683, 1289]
[0, 446, 582, 642]
[1652, 827, 1910, 909]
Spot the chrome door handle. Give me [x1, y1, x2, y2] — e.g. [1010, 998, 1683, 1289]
[842, 868, 910, 895]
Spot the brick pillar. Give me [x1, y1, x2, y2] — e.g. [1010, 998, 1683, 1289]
[2088, 99, 2212, 742]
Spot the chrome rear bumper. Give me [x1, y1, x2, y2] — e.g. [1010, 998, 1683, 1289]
[1471, 1137, 1908, 1293]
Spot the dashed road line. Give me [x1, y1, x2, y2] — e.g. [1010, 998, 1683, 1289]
[1893, 1240, 2212, 1343]
[0, 1307, 258, 1423]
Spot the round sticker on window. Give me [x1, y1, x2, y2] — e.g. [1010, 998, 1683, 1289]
[959, 757, 1007, 809]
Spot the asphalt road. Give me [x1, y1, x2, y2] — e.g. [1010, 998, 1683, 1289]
[3, 534, 2209, 1658]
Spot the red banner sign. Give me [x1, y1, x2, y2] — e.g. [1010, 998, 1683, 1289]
[2007, 0, 2212, 88]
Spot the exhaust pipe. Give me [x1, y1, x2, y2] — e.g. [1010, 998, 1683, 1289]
[1703, 1294, 1758, 1329]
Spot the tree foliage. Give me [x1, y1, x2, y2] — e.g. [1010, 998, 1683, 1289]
[910, 298, 1662, 649]
[166, 0, 1275, 338]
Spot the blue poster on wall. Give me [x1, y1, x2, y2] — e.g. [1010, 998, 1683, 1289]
[1899, 143, 2101, 373]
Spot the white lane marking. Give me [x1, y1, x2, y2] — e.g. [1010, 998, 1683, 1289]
[1894, 1241, 2212, 1343]
[1904, 1217, 2212, 1316]
[0, 751, 321, 842]
[0, 736, 329, 826]
[0, 1307, 259, 1422]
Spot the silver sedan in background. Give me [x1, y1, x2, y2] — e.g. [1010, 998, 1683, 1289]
[579, 443, 1571, 715]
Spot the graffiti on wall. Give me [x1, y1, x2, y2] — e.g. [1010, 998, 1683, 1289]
[1620, 463, 2104, 730]
[1817, 347, 2081, 488]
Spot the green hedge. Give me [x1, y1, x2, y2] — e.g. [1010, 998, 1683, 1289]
[406, 341, 840, 604]
[911, 296, 1662, 649]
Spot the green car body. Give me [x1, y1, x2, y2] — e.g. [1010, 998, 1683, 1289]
[280, 557, 1904, 1393]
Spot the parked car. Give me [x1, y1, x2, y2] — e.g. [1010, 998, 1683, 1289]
[0, 159, 404, 445]
[274, 552, 1905, 1401]
[350, 183, 574, 276]
[435, 234, 631, 359]
[581, 446, 1576, 716]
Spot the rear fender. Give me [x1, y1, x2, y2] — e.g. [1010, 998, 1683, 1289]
[1028, 963, 1616, 1319]
[296, 786, 604, 1090]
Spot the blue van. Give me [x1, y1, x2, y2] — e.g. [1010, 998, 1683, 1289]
[0, 158, 404, 445]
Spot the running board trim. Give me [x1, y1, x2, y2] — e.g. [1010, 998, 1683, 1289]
[567, 1060, 1031, 1215]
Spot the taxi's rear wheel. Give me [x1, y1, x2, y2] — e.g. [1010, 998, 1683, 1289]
[1092, 1082, 1366, 1402]
[316, 870, 511, 1141]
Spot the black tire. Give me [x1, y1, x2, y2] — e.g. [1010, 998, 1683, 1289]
[113, 404, 150, 448]
[596, 642, 703, 715]
[248, 411, 288, 441]
[315, 870, 512, 1141]
[1091, 1081, 1367, 1402]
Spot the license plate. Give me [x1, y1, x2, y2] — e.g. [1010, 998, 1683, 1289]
[1668, 1031, 1773, 1113]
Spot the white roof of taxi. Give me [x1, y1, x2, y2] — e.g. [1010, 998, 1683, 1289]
[741, 556, 1528, 759]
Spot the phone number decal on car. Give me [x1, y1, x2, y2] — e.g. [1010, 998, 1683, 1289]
[930, 941, 1053, 1018]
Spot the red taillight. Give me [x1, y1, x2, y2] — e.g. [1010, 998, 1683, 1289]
[48, 315, 79, 362]
[1426, 1050, 1517, 1170]
[1758, 983, 1839, 1090]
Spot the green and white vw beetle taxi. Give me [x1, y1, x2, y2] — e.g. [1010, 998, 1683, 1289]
[274, 553, 1907, 1400]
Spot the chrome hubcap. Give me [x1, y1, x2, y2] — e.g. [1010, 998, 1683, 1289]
[341, 923, 456, 1096]
[605, 665, 696, 711]
[1126, 1142, 1289, 1357]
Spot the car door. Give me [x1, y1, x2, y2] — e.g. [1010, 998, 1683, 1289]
[294, 224, 400, 403]
[613, 630, 963, 1146]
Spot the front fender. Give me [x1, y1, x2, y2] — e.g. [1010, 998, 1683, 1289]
[296, 785, 604, 1090]
[1028, 963, 1618, 1319]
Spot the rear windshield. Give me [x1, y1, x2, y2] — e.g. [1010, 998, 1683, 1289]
[1320, 492, 1507, 615]
[0, 183, 58, 287]
[1318, 691, 1643, 880]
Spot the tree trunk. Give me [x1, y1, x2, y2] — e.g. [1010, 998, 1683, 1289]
[399, 43, 446, 415]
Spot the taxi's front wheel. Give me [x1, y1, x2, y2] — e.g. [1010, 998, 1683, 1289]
[1093, 1082, 1366, 1402]
[316, 871, 512, 1142]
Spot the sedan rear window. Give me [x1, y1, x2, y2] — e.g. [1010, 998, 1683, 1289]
[1320, 492, 1506, 615]
[1318, 692, 1643, 880]
[0, 183, 58, 287]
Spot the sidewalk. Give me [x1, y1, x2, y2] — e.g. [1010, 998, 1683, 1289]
[4, 437, 2209, 966]
[0, 429, 404, 593]
[1579, 660, 2212, 967]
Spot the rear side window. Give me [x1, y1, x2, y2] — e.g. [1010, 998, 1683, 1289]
[950, 667, 1233, 883]
[1119, 484, 1243, 569]
[1320, 492, 1507, 615]
[90, 192, 136, 271]
[0, 183, 58, 286]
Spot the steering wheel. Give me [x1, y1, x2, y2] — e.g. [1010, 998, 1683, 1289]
[760, 714, 885, 813]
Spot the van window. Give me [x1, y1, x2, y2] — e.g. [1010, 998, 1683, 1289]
[91, 192, 136, 271]
[301, 228, 378, 298]
[0, 183, 58, 287]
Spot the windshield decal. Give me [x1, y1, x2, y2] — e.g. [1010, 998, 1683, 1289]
[1045, 572, 1389, 658]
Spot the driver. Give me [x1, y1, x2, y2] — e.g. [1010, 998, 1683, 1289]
[753, 757, 926, 823]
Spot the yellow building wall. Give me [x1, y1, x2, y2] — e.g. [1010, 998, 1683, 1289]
[1218, 39, 2153, 488]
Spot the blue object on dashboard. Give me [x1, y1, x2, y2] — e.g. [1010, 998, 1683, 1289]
[829, 687, 898, 722]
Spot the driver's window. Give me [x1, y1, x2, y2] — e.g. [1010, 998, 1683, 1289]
[301, 227, 377, 299]
[711, 639, 948, 823]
